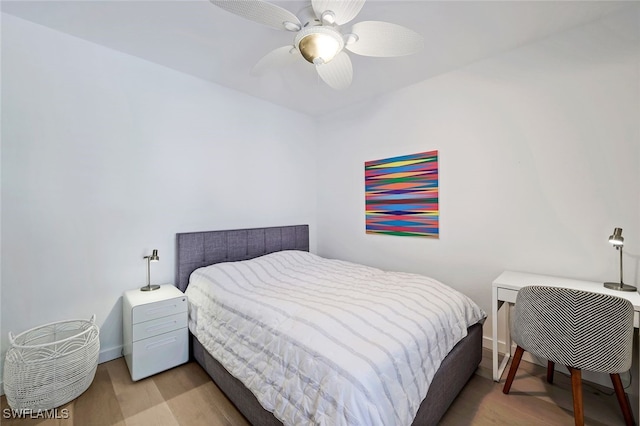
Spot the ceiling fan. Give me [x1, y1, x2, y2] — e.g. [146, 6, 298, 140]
[209, 0, 424, 90]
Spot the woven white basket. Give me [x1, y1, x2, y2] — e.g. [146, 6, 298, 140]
[3, 315, 100, 411]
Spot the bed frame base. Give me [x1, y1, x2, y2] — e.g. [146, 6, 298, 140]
[192, 323, 482, 426]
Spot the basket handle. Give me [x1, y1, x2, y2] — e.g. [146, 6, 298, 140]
[8, 331, 15, 345]
[89, 314, 96, 324]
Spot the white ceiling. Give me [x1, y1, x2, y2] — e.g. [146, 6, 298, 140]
[1, 0, 635, 116]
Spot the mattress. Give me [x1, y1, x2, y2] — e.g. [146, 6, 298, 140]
[185, 250, 485, 426]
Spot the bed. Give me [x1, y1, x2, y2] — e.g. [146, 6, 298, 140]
[176, 224, 485, 426]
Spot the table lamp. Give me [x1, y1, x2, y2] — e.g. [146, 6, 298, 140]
[141, 249, 160, 291]
[604, 228, 636, 292]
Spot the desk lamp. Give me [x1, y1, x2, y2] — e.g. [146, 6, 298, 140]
[141, 249, 160, 291]
[604, 228, 636, 292]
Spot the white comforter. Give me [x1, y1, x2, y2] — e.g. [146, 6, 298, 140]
[185, 250, 485, 426]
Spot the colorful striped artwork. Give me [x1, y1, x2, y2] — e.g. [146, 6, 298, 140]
[365, 150, 439, 238]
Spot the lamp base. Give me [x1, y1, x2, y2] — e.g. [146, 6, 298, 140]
[604, 282, 637, 292]
[140, 284, 161, 292]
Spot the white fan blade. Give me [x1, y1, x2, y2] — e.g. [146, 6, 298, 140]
[251, 46, 299, 76]
[210, 0, 301, 32]
[316, 51, 353, 90]
[311, 0, 366, 25]
[346, 21, 423, 57]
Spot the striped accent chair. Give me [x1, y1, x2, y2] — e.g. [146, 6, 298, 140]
[502, 286, 635, 426]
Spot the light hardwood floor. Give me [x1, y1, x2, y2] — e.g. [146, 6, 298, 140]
[1, 349, 633, 425]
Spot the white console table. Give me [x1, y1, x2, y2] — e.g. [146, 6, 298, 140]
[492, 271, 640, 414]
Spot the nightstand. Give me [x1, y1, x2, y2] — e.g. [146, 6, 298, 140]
[122, 284, 188, 381]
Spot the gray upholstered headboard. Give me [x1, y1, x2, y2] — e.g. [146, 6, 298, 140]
[175, 224, 309, 292]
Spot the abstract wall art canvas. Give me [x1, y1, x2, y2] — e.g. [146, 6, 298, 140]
[365, 150, 439, 238]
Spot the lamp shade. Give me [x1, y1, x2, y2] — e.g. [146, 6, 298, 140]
[150, 249, 159, 262]
[609, 228, 624, 246]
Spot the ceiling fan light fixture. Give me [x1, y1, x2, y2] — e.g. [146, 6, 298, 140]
[295, 26, 344, 65]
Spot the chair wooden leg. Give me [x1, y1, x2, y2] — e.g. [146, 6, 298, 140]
[503, 346, 525, 394]
[610, 373, 635, 426]
[568, 367, 584, 426]
[547, 360, 555, 384]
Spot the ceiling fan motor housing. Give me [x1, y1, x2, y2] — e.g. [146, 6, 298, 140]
[297, 5, 321, 28]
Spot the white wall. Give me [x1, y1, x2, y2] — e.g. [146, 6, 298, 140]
[315, 8, 639, 343]
[1, 3, 638, 395]
[0, 14, 317, 385]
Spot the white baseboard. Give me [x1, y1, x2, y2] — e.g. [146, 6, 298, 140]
[482, 335, 539, 365]
[482, 335, 508, 352]
[98, 346, 123, 364]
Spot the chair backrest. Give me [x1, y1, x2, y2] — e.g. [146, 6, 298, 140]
[511, 285, 634, 373]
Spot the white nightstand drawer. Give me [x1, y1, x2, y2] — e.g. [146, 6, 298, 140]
[132, 296, 187, 324]
[130, 328, 188, 381]
[133, 312, 187, 341]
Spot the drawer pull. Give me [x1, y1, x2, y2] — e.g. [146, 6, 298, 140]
[144, 304, 177, 316]
[146, 337, 177, 350]
[145, 321, 177, 333]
